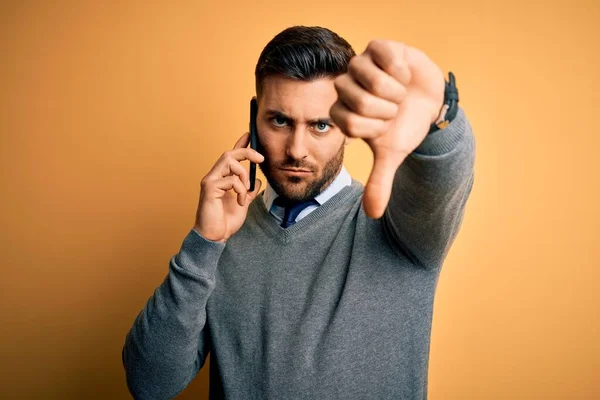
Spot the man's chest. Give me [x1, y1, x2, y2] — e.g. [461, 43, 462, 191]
[207, 240, 436, 354]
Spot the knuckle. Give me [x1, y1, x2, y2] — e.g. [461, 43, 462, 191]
[356, 95, 372, 114]
[368, 39, 390, 56]
[331, 104, 349, 132]
[391, 57, 406, 73]
[348, 56, 361, 72]
[391, 46, 408, 69]
[367, 39, 384, 52]
[370, 74, 387, 95]
[222, 150, 234, 161]
[329, 100, 339, 114]
[329, 103, 341, 125]
[345, 115, 361, 137]
[333, 75, 345, 91]
[230, 178, 240, 191]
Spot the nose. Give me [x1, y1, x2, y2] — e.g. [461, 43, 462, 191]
[285, 127, 309, 160]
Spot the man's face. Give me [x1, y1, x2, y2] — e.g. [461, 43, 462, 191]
[256, 75, 346, 202]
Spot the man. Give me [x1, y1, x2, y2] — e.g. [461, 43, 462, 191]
[123, 25, 475, 399]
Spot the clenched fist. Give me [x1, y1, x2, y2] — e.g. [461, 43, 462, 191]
[330, 40, 446, 219]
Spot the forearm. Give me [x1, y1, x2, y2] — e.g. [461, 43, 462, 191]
[383, 106, 475, 269]
[122, 229, 225, 399]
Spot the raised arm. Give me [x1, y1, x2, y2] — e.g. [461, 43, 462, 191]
[329, 40, 475, 268]
[381, 106, 475, 269]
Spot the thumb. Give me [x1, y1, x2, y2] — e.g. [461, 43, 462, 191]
[246, 178, 263, 203]
[363, 152, 404, 219]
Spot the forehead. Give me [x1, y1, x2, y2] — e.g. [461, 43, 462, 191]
[259, 75, 338, 119]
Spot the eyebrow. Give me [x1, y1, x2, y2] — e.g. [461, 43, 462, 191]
[264, 109, 333, 125]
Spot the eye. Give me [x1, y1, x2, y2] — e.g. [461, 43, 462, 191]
[271, 117, 288, 127]
[314, 122, 332, 133]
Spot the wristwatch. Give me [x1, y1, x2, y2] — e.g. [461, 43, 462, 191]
[427, 71, 459, 134]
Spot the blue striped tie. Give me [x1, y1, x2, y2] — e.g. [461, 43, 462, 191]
[273, 197, 319, 228]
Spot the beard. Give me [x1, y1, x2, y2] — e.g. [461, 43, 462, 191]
[257, 137, 345, 202]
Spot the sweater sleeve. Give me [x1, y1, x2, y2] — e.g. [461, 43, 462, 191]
[122, 228, 225, 399]
[381, 106, 475, 270]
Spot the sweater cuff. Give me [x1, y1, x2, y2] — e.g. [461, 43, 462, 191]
[413, 106, 466, 156]
[174, 228, 226, 277]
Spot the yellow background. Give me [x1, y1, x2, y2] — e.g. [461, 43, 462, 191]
[1, 1, 598, 398]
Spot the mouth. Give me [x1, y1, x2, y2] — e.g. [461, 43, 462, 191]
[280, 168, 312, 176]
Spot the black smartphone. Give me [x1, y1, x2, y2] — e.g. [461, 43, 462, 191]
[249, 98, 258, 192]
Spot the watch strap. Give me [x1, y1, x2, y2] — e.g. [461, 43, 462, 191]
[428, 71, 459, 134]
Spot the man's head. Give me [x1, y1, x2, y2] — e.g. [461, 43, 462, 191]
[254, 26, 356, 201]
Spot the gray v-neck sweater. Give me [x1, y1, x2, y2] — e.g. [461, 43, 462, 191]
[123, 107, 475, 400]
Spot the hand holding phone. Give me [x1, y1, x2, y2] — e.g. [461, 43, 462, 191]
[192, 98, 264, 241]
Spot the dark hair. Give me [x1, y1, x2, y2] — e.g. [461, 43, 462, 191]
[254, 26, 356, 99]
